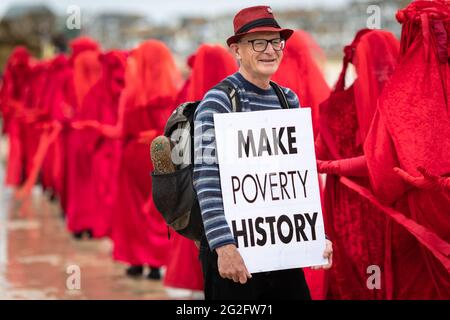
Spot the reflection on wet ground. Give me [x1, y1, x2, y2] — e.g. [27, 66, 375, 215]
[0, 168, 172, 300]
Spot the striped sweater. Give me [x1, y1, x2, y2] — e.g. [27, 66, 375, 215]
[193, 72, 300, 251]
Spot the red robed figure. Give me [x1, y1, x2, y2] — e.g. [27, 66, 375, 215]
[318, 1, 450, 299]
[363, 1, 450, 299]
[272, 30, 330, 136]
[36, 38, 99, 211]
[108, 40, 181, 268]
[316, 29, 399, 299]
[0, 47, 32, 187]
[66, 50, 125, 238]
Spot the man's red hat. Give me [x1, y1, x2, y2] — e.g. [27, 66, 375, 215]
[227, 5, 293, 46]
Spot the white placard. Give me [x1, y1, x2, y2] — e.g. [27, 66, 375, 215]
[213, 108, 327, 273]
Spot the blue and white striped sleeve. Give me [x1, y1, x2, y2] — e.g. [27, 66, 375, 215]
[193, 89, 236, 251]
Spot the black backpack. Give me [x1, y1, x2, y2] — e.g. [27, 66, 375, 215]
[151, 79, 290, 241]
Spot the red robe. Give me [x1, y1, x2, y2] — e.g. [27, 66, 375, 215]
[111, 40, 181, 266]
[66, 51, 125, 237]
[40, 55, 73, 199]
[316, 29, 399, 299]
[20, 62, 48, 189]
[363, 1, 450, 299]
[55, 37, 99, 212]
[0, 47, 32, 187]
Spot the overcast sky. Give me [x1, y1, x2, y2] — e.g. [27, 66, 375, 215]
[0, 0, 352, 22]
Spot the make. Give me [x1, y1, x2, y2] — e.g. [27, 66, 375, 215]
[238, 126, 298, 158]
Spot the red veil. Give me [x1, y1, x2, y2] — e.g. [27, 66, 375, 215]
[164, 44, 237, 293]
[187, 44, 238, 100]
[272, 30, 330, 136]
[364, 0, 450, 299]
[73, 50, 102, 109]
[316, 29, 400, 299]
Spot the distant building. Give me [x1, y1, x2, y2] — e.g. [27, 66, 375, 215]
[86, 13, 150, 50]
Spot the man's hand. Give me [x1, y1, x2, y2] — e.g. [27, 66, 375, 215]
[216, 244, 252, 284]
[311, 239, 333, 270]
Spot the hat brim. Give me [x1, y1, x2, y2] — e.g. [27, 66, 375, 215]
[227, 27, 293, 46]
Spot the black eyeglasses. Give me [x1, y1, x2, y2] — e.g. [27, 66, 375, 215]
[243, 38, 286, 52]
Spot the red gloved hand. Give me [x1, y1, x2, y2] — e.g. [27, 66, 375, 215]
[317, 160, 340, 175]
[393, 166, 450, 192]
[317, 156, 368, 177]
[71, 120, 100, 130]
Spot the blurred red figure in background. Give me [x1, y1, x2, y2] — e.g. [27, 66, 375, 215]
[0, 47, 32, 188]
[101, 40, 182, 278]
[73, 50, 103, 110]
[272, 30, 330, 137]
[164, 44, 238, 295]
[68, 51, 126, 238]
[20, 61, 48, 186]
[45, 38, 100, 225]
[40, 54, 73, 202]
[316, 29, 399, 299]
[67, 41, 180, 276]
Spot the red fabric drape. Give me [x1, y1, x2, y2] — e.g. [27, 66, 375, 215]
[316, 29, 399, 299]
[364, 1, 450, 299]
[164, 44, 237, 292]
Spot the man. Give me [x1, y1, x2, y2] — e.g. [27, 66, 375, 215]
[193, 5, 333, 300]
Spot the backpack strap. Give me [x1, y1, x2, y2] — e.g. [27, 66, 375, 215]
[213, 80, 242, 112]
[269, 81, 290, 109]
[214, 79, 290, 112]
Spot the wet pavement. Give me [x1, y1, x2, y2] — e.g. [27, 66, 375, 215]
[0, 166, 175, 300]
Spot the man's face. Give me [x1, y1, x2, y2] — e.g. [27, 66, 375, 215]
[234, 31, 283, 78]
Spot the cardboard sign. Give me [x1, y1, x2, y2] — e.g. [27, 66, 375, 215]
[214, 108, 327, 273]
